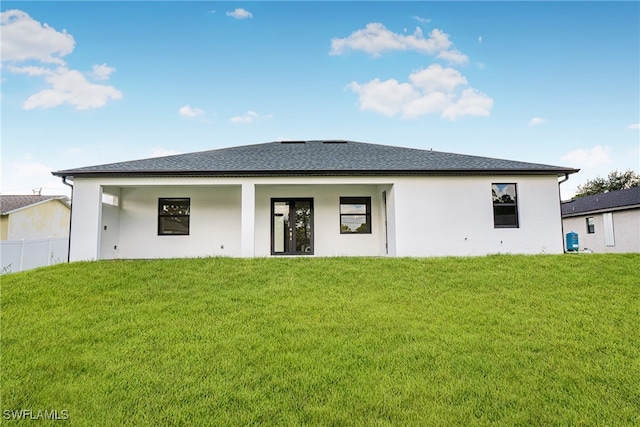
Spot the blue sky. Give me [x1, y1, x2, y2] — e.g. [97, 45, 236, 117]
[1, 1, 638, 199]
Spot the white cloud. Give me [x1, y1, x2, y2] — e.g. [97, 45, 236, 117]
[330, 23, 467, 64]
[347, 64, 493, 121]
[13, 159, 52, 178]
[226, 8, 252, 19]
[22, 67, 122, 110]
[529, 117, 549, 127]
[412, 16, 432, 25]
[347, 79, 416, 117]
[6, 65, 52, 76]
[179, 104, 205, 118]
[91, 63, 116, 80]
[441, 88, 493, 121]
[1, 10, 121, 111]
[151, 147, 182, 158]
[628, 123, 640, 130]
[230, 110, 273, 124]
[436, 49, 469, 64]
[561, 146, 612, 168]
[403, 91, 450, 118]
[409, 64, 467, 92]
[1, 157, 69, 196]
[0, 10, 75, 64]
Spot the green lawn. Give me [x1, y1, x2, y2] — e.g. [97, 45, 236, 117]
[2, 255, 639, 426]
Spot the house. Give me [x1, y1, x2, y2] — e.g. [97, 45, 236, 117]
[51, 140, 579, 261]
[561, 187, 640, 253]
[0, 195, 70, 241]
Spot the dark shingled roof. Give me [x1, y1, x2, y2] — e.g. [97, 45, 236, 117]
[52, 140, 579, 178]
[561, 186, 640, 217]
[1, 195, 69, 215]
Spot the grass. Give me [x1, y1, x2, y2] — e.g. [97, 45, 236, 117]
[1, 255, 639, 426]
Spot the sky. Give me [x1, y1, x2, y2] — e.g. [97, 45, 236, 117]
[1, 1, 638, 200]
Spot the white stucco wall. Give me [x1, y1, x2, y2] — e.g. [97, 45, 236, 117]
[562, 208, 640, 253]
[69, 181, 102, 261]
[115, 185, 242, 259]
[67, 174, 564, 260]
[100, 188, 121, 259]
[392, 175, 564, 256]
[5, 199, 70, 240]
[254, 183, 383, 257]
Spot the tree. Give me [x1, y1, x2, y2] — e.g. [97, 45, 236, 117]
[574, 169, 640, 198]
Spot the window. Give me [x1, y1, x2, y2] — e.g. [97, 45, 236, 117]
[340, 197, 371, 234]
[492, 184, 519, 228]
[586, 217, 595, 234]
[158, 198, 190, 235]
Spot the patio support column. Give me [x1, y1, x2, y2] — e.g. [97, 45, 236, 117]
[69, 181, 102, 261]
[240, 183, 255, 257]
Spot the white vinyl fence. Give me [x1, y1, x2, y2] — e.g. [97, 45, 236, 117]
[0, 237, 68, 274]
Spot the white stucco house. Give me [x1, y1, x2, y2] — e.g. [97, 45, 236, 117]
[52, 140, 579, 261]
[561, 186, 640, 253]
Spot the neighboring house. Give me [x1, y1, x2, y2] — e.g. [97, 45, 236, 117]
[52, 140, 578, 261]
[561, 187, 640, 253]
[0, 195, 70, 240]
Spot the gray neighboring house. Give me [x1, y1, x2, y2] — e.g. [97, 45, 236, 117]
[561, 186, 640, 253]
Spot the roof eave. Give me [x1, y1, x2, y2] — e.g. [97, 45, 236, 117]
[1, 196, 70, 215]
[52, 168, 580, 179]
[562, 204, 640, 217]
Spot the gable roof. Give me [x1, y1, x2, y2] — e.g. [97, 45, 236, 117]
[561, 186, 640, 217]
[0, 195, 70, 215]
[52, 140, 579, 178]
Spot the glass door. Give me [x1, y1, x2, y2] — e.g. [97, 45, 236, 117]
[271, 199, 313, 255]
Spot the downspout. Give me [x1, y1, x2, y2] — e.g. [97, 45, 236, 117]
[558, 173, 570, 186]
[558, 173, 570, 252]
[61, 176, 73, 262]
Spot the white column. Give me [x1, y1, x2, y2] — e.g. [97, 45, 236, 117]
[385, 184, 397, 256]
[69, 181, 102, 261]
[240, 183, 255, 257]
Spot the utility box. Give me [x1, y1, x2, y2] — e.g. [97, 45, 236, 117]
[566, 232, 579, 252]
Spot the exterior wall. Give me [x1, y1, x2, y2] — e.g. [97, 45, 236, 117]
[68, 174, 564, 260]
[0, 216, 8, 240]
[69, 181, 102, 261]
[100, 188, 121, 259]
[114, 186, 242, 259]
[392, 175, 564, 256]
[254, 183, 383, 257]
[4, 200, 70, 241]
[562, 208, 640, 253]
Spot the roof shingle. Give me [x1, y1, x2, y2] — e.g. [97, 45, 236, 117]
[561, 186, 640, 216]
[0, 195, 69, 215]
[52, 140, 579, 177]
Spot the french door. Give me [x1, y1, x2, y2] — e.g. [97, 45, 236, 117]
[271, 198, 313, 255]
